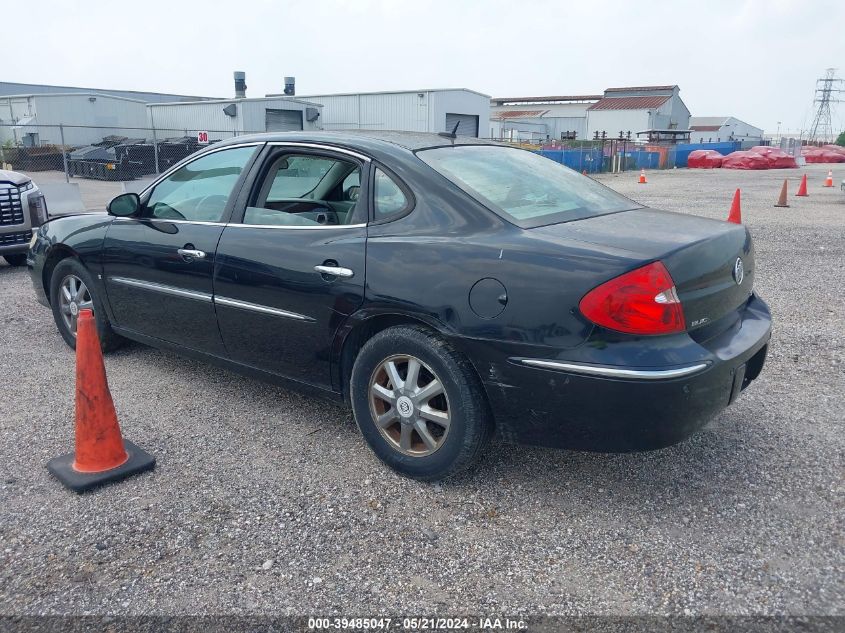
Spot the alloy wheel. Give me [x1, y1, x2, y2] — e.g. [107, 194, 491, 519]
[368, 354, 451, 457]
[58, 274, 93, 337]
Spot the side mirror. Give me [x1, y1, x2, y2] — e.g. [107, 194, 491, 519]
[107, 192, 141, 217]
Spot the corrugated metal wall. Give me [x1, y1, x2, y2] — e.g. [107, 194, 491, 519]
[0, 94, 149, 146]
[303, 90, 490, 135]
[147, 98, 321, 139]
[307, 92, 431, 132]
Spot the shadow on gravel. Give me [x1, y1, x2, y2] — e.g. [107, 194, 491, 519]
[105, 341, 781, 508]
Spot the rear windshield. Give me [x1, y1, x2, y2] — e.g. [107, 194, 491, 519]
[417, 145, 640, 228]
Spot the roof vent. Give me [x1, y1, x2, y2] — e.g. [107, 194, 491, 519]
[234, 71, 247, 98]
[284, 77, 295, 96]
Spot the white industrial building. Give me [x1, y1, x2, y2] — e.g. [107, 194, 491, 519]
[488, 86, 691, 143]
[0, 81, 212, 103]
[586, 86, 691, 141]
[277, 89, 490, 137]
[0, 92, 149, 147]
[689, 116, 764, 143]
[147, 97, 323, 140]
[490, 95, 601, 141]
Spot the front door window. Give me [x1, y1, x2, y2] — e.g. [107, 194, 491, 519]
[145, 146, 257, 222]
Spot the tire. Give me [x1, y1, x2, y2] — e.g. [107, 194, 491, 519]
[350, 325, 493, 480]
[49, 258, 125, 352]
[3, 253, 27, 267]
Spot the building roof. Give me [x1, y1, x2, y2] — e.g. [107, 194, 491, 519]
[147, 96, 323, 108]
[605, 85, 678, 93]
[0, 81, 214, 102]
[491, 109, 550, 120]
[689, 116, 730, 127]
[0, 92, 147, 104]
[269, 88, 491, 99]
[635, 129, 693, 136]
[491, 95, 602, 104]
[689, 116, 764, 134]
[588, 95, 670, 111]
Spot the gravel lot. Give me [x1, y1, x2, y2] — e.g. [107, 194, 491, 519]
[0, 163, 842, 617]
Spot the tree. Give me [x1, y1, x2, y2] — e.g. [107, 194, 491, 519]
[836, 131, 845, 147]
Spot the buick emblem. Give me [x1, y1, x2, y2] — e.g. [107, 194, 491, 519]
[396, 396, 414, 418]
[733, 258, 744, 285]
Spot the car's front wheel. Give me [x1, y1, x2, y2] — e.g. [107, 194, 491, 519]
[350, 325, 493, 480]
[49, 258, 124, 352]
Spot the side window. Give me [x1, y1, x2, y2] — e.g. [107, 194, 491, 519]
[244, 153, 363, 227]
[266, 155, 336, 200]
[145, 146, 256, 222]
[373, 168, 408, 220]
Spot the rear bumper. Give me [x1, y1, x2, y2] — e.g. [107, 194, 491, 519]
[473, 293, 771, 452]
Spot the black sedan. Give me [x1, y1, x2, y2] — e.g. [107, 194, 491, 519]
[28, 131, 771, 480]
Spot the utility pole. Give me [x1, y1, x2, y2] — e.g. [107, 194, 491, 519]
[808, 68, 843, 143]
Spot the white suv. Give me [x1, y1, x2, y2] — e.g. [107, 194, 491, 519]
[0, 169, 48, 266]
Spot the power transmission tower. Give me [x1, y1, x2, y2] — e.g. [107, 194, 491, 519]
[808, 68, 843, 143]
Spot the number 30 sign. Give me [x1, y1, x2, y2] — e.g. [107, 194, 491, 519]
[197, 131, 209, 144]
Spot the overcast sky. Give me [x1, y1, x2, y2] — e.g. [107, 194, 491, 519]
[9, 0, 845, 134]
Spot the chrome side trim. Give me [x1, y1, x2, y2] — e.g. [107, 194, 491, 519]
[108, 276, 212, 302]
[266, 141, 371, 162]
[225, 222, 367, 230]
[113, 217, 226, 226]
[214, 296, 314, 322]
[518, 359, 709, 380]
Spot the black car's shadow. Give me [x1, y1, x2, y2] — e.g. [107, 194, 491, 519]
[105, 340, 773, 506]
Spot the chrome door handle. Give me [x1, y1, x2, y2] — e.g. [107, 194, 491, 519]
[314, 265, 354, 278]
[177, 248, 206, 260]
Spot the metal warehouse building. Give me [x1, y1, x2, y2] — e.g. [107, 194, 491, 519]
[147, 97, 324, 139]
[689, 116, 764, 144]
[586, 86, 691, 140]
[490, 95, 601, 141]
[0, 92, 149, 147]
[273, 89, 491, 137]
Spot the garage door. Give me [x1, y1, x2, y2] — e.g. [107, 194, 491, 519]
[445, 113, 479, 137]
[265, 109, 304, 132]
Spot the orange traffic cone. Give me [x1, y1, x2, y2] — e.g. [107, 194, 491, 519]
[727, 189, 742, 224]
[47, 309, 155, 492]
[638, 169, 647, 184]
[796, 173, 808, 197]
[774, 179, 790, 208]
[824, 170, 833, 187]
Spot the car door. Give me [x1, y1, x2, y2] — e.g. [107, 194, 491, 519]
[102, 143, 261, 354]
[213, 143, 369, 389]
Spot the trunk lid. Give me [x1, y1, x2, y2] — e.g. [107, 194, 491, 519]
[532, 208, 755, 335]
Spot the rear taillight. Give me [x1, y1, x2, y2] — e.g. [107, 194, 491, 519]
[579, 261, 685, 335]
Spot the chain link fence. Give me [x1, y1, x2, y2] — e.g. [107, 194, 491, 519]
[0, 123, 266, 183]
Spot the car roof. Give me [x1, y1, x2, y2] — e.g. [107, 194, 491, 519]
[214, 130, 506, 156]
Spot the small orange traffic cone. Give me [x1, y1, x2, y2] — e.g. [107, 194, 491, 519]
[824, 170, 833, 187]
[774, 180, 790, 207]
[727, 189, 742, 224]
[638, 169, 647, 184]
[796, 173, 809, 197]
[47, 309, 155, 492]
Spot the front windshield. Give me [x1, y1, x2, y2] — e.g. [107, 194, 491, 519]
[417, 145, 641, 228]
